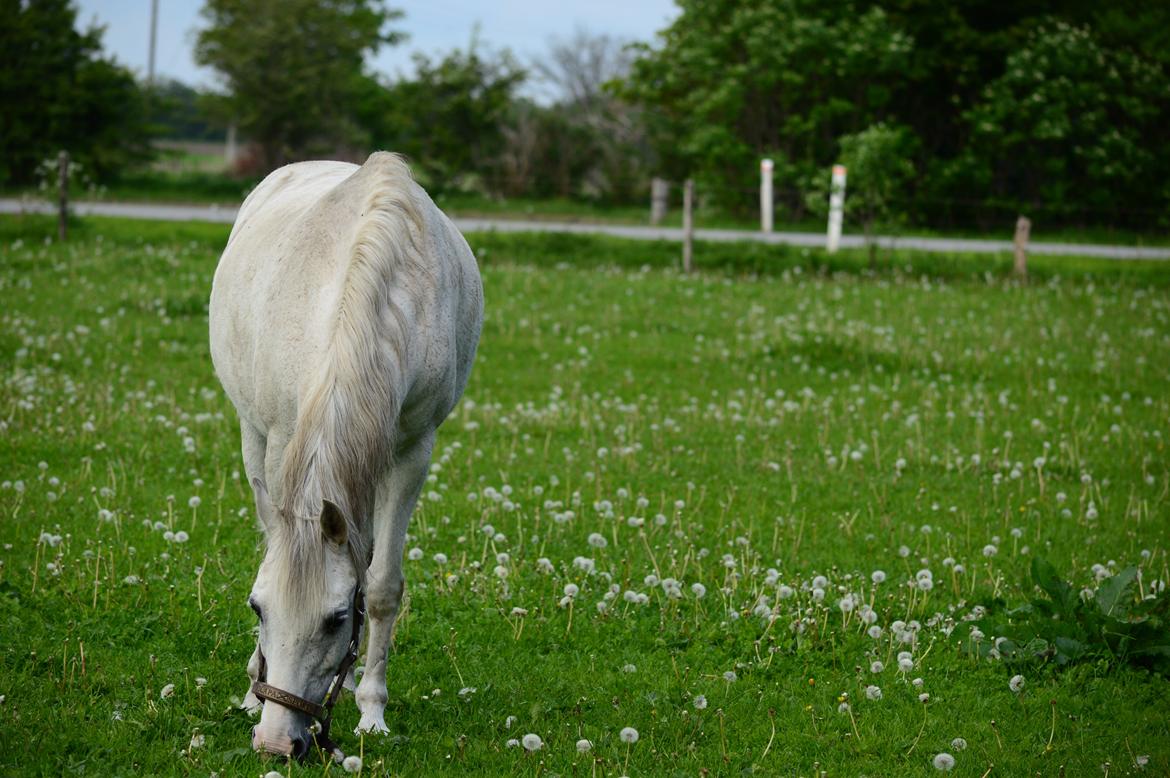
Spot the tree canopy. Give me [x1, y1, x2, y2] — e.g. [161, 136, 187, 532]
[356, 43, 526, 193]
[194, 0, 404, 169]
[0, 0, 151, 185]
[623, 0, 1170, 229]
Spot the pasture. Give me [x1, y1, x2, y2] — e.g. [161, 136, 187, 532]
[1, 216, 1168, 776]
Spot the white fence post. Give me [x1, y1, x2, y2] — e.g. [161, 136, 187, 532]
[682, 179, 694, 273]
[650, 177, 668, 225]
[759, 158, 773, 233]
[826, 164, 847, 253]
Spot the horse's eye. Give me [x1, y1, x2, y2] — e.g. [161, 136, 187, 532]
[325, 610, 348, 633]
[249, 597, 263, 622]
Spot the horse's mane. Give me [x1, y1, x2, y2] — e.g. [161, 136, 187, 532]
[271, 152, 423, 613]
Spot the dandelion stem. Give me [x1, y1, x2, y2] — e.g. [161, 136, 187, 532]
[446, 631, 465, 687]
[638, 531, 661, 578]
[759, 708, 776, 762]
[1044, 699, 1057, 754]
[904, 701, 927, 756]
[718, 708, 728, 762]
[32, 533, 43, 594]
[846, 704, 862, 744]
[91, 549, 100, 609]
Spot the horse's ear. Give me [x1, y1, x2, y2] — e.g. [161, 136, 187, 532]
[320, 499, 348, 546]
[251, 478, 275, 533]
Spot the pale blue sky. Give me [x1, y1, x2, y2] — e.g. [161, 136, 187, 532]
[74, 0, 678, 90]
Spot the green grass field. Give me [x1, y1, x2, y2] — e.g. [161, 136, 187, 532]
[1, 215, 1168, 776]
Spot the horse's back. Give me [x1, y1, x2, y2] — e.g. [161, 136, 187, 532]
[209, 153, 482, 444]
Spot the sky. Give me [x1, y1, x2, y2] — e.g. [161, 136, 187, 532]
[73, 0, 679, 91]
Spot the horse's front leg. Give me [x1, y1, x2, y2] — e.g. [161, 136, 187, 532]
[355, 435, 434, 735]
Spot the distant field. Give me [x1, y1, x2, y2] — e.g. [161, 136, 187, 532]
[1, 215, 1168, 776]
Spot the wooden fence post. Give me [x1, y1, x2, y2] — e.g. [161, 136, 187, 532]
[1013, 215, 1031, 278]
[57, 150, 69, 241]
[650, 177, 668, 225]
[682, 179, 694, 273]
[226, 123, 239, 167]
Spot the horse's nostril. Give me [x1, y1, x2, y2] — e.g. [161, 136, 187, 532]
[290, 734, 310, 760]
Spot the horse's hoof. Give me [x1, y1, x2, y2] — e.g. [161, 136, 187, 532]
[355, 714, 389, 735]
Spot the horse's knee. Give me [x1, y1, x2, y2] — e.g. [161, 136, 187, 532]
[367, 575, 405, 620]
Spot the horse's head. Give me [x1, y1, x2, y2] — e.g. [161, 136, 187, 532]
[247, 479, 361, 758]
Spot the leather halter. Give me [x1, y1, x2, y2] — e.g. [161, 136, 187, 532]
[252, 588, 366, 757]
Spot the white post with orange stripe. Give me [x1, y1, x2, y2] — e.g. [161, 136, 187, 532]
[827, 164, 847, 253]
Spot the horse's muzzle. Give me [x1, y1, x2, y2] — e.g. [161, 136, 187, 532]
[252, 725, 309, 759]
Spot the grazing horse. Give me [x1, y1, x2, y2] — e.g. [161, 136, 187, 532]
[209, 152, 483, 757]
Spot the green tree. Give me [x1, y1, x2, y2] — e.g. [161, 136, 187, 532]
[149, 79, 224, 142]
[361, 44, 525, 195]
[195, 0, 404, 170]
[945, 23, 1169, 228]
[623, 0, 914, 217]
[622, 0, 1170, 232]
[834, 123, 917, 264]
[0, 0, 151, 185]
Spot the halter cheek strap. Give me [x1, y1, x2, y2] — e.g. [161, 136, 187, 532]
[252, 589, 366, 758]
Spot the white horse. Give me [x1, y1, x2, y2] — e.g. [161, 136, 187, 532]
[209, 152, 482, 757]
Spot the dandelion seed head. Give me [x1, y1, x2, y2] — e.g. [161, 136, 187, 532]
[932, 752, 955, 771]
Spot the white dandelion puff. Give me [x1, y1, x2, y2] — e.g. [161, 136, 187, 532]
[932, 752, 955, 771]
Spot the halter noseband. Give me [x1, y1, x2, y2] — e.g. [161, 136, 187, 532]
[252, 587, 366, 758]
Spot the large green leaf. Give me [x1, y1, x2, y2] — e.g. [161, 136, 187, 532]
[1053, 636, 1087, 664]
[1032, 557, 1074, 613]
[1095, 567, 1139, 618]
